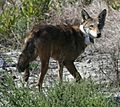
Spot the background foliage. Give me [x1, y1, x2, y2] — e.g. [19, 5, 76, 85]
[0, 0, 51, 49]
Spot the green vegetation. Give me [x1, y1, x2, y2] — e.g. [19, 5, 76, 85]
[105, 0, 120, 10]
[0, 0, 51, 48]
[0, 74, 119, 107]
[82, 0, 93, 5]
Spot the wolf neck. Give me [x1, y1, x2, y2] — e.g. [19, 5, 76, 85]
[79, 25, 93, 45]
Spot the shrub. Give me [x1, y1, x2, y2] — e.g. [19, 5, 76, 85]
[0, 0, 51, 48]
[0, 74, 119, 107]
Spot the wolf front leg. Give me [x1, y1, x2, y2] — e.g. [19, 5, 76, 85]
[64, 60, 82, 82]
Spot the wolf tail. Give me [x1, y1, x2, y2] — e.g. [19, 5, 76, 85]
[23, 38, 38, 61]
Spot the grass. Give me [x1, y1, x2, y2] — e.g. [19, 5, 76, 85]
[0, 73, 119, 107]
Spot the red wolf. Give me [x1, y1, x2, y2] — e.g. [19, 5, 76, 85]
[17, 9, 107, 90]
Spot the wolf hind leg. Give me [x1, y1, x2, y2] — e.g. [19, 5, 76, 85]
[37, 57, 49, 91]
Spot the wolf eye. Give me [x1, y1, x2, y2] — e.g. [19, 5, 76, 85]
[90, 25, 94, 28]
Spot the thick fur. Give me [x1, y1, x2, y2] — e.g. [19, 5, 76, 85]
[17, 9, 107, 90]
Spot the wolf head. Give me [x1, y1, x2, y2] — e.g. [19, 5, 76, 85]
[80, 9, 107, 44]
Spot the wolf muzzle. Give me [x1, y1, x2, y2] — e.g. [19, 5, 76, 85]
[97, 33, 101, 38]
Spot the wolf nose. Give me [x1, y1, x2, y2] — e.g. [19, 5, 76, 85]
[97, 33, 101, 38]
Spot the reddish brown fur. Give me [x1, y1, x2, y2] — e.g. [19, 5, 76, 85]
[18, 24, 84, 89]
[17, 9, 107, 91]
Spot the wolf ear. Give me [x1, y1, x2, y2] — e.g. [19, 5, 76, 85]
[81, 9, 91, 20]
[98, 9, 107, 30]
